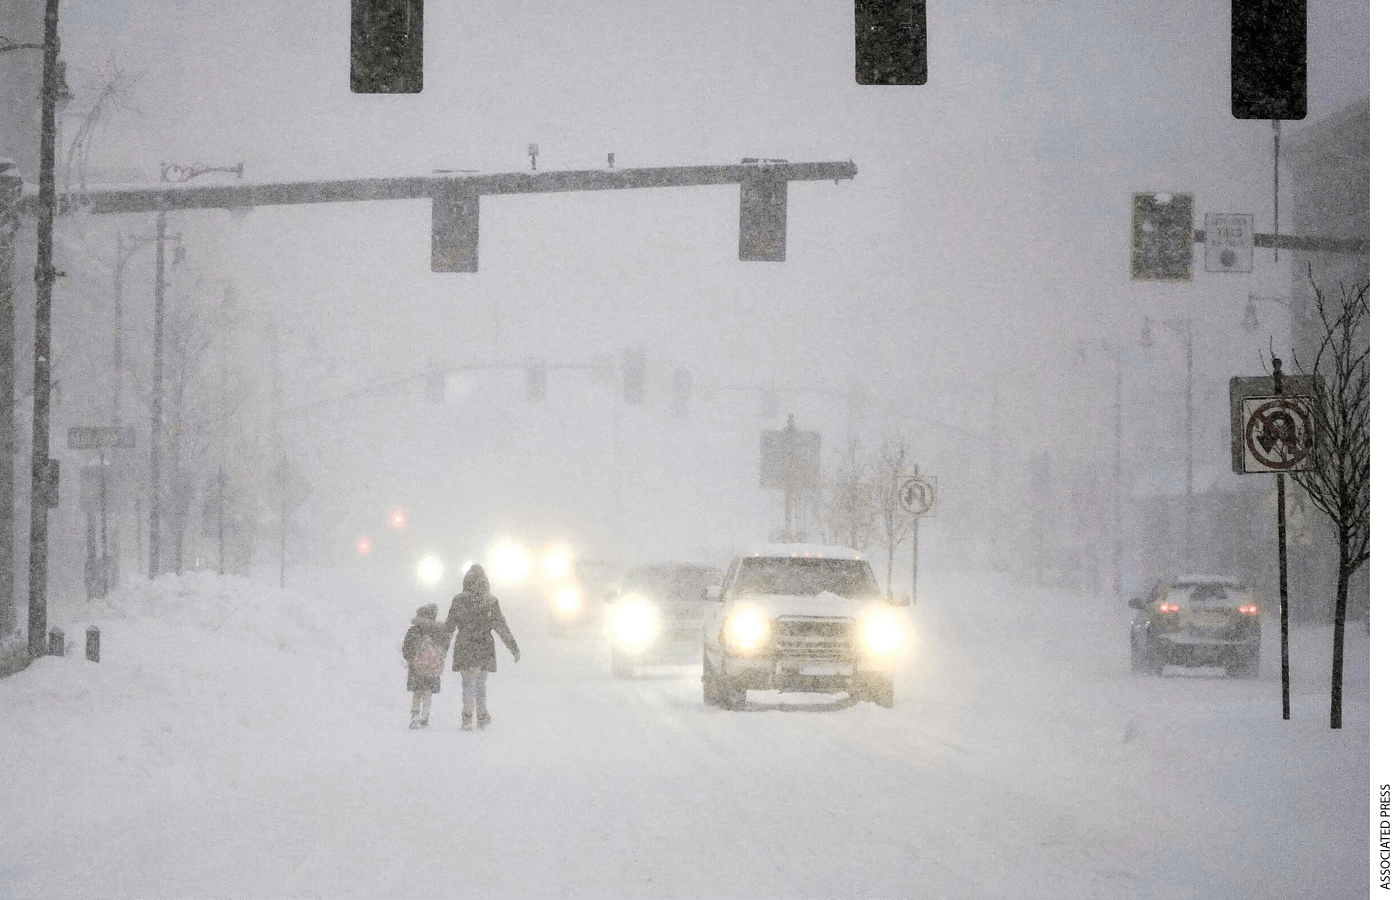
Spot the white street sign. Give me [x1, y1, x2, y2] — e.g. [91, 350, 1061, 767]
[1205, 213, 1253, 273]
[1241, 395, 1316, 473]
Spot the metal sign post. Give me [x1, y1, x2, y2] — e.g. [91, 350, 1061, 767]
[69, 427, 136, 600]
[897, 469, 936, 604]
[1229, 365, 1318, 721]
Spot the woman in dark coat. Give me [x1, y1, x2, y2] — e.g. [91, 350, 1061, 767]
[444, 564, 520, 730]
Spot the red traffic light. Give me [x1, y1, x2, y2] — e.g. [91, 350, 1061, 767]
[389, 509, 407, 529]
[356, 536, 372, 555]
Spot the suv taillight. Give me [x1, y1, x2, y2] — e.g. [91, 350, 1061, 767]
[1158, 602, 1180, 614]
[1238, 604, 1258, 615]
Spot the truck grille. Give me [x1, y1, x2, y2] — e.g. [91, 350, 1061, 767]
[774, 616, 857, 659]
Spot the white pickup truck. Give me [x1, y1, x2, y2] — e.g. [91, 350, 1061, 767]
[700, 544, 907, 709]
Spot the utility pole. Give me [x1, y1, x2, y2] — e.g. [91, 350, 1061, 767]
[269, 312, 286, 588]
[27, 0, 61, 658]
[148, 209, 166, 578]
[108, 231, 150, 590]
[1112, 344, 1123, 599]
[147, 161, 242, 581]
[0, 160, 21, 638]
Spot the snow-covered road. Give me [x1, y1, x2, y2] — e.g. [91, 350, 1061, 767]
[0, 569, 1368, 898]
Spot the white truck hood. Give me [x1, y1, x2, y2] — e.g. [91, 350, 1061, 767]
[732, 591, 879, 620]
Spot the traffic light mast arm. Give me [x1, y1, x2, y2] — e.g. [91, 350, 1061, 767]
[1190, 228, 1367, 255]
[283, 358, 608, 418]
[61, 160, 858, 217]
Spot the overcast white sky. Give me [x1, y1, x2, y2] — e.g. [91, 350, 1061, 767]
[32, 0, 1372, 558]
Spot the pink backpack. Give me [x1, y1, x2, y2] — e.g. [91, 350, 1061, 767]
[413, 633, 446, 675]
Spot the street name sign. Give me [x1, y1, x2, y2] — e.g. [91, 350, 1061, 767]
[67, 426, 136, 451]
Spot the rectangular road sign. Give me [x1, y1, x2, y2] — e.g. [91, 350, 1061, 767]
[760, 427, 820, 491]
[1229, 375, 1319, 474]
[1205, 213, 1253, 273]
[67, 426, 137, 451]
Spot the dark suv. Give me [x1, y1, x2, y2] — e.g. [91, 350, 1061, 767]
[1129, 575, 1261, 677]
[609, 563, 723, 677]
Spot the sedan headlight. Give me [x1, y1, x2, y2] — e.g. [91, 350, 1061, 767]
[862, 614, 903, 656]
[614, 597, 658, 647]
[725, 611, 771, 651]
[554, 586, 581, 616]
[417, 555, 444, 586]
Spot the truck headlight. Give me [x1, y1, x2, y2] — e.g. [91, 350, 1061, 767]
[862, 614, 902, 655]
[554, 586, 581, 616]
[543, 547, 572, 581]
[614, 597, 657, 647]
[725, 611, 770, 651]
[417, 555, 444, 586]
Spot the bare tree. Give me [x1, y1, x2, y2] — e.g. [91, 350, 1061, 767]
[1290, 277, 1368, 730]
[872, 431, 912, 597]
[818, 436, 874, 550]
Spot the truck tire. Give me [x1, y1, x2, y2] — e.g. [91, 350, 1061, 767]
[1227, 648, 1260, 679]
[861, 674, 894, 709]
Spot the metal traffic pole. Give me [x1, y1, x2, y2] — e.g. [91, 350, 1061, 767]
[1273, 356, 1291, 721]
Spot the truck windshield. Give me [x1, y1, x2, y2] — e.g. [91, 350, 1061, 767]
[734, 558, 879, 599]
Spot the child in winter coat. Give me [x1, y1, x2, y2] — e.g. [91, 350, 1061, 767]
[402, 603, 450, 730]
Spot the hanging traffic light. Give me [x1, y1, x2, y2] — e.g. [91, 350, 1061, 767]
[847, 382, 869, 423]
[527, 364, 547, 403]
[1130, 192, 1194, 282]
[425, 371, 446, 404]
[622, 348, 646, 405]
[1231, 0, 1307, 120]
[738, 173, 787, 262]
[431, 191, 480, 272]
[672, 368, 693, 418]
[351, 0, 424, 93]
[760, 386, 780, 420]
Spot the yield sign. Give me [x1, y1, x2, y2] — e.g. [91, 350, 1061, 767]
[1242, 396, 1316, 472]
[897, 475, 935, 516]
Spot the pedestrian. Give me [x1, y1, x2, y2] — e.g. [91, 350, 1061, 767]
[444, 564, 520, 731]
[401, 602, 450, 730]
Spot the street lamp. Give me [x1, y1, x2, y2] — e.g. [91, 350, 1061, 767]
[1075, 340, 1125, 598]
[1241, 293, 1302, 334]
[1140, 315, 1195, 560]
[148, 161, 243, 580]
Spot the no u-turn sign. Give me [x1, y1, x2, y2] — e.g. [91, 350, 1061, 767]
[1229, 374, 1320, 475]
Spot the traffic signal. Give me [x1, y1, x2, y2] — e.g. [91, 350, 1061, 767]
[527, 364, 547, 403]
[431, 191, 480, 273]
[854, 0, 928, 86]
[351, 0, 424, 93]
[760, 386, 780, 420]
[1231, 0, 1307, 120]
[1130, 192, 1194, 282]
[622, 348, 646, 405]
[847, 382, 869, 423]
[672, 368, 693, 418]
[738, 173, 787, 262]
[425, 371, 445, 404]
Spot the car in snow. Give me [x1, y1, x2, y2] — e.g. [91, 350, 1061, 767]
[1128, 574, 1261, 677]
[547, 558, 621, 637]
[701, 544, 906, 709]
[608, 562, 723, 677]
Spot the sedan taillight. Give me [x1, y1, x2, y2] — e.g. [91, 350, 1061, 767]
[1158, 602, 1180, 614]
[1238, 604, 1258, 615]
